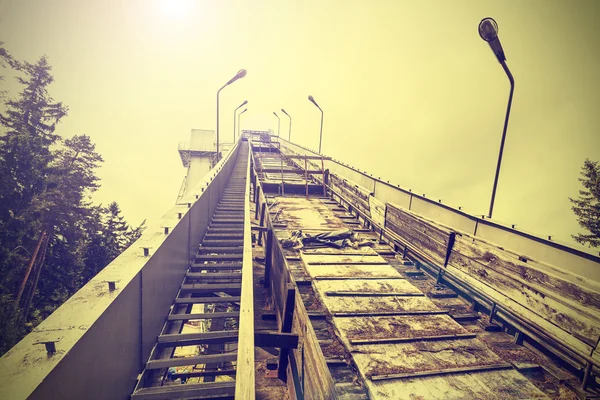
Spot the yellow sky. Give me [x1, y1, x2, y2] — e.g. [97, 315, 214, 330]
[1, 0, 599, 252]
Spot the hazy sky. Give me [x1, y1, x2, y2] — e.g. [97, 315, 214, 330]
[1, 0, 599, 253]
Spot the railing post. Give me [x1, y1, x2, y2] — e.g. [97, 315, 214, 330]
[258, 203, 266, 246]
[264, 229, 273, 289]
[278, 284, 296, 381]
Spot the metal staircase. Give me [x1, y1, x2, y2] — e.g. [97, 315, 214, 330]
[131, 143, 249, 400]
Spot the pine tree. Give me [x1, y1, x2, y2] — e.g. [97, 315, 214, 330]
[570, 159, 600, 248]
[0, 41, 20, 99]
[0, 48, 145, 356]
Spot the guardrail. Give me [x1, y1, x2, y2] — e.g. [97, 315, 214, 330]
[276, 137, 600, 282]
[235, 140, 255, 399]
[0, 141, 243, 400]
[249, 150, 336, 400]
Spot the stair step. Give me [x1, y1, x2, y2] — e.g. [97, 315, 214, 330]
[174, 296, 241, 304]
[211, 219, 244, 224]
[190, 264, 242, 271]
[146, 353, 238, 369]
[179, 283, 241, 294]
[131, 381, 235, 400]
[198, 246, 243, 254]
[167, 311, 240, 321]
[195, 254, 243, 261]
[202, 240, 243, 246]
[186, 272, 242, 279]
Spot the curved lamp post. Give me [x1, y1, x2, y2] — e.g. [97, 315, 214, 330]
[217, 69, 246, 161]
[281, 108, 291, 141]
[308, 95, 324, 153]
[237, 108, 247, 138]
[273, 112, 280, 137]
[233, 100, 248, 142]
[478, 17, 515, 219]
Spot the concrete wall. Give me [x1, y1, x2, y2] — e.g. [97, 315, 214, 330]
[0, 142, 241, 400]
[277, 138, 600, 282]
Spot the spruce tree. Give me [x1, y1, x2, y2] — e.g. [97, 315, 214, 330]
[570, 159, 600, 248]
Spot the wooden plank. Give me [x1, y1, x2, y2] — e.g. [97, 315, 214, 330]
[326, 291, 425, 297]
[278, 285, 296, 381]
[350, 333, 476, 345]
[370, 363, 513, 381]
[386, 203, 453, 245]
[264, 228, 273, 288]
[185, 272, 242, 279]
[352, 339, 506, 380]
[313, 276, 406, 280]
[385, 215, 448, 265]
[446, 264, 593, 356]
[306, 265, 402, 279]
[315, 278, 418, 295]
[157, 331, 239, 346]
[145, 353, 238, 369]
[333, 314, 465, 343]
[333, 310, 448, 317]
[167, 312, 240, 321]
[235, 149, 255, 400]
[450, 234, 600, 345]
[174, 296, 241, 304]
[179, 283, 241, 294]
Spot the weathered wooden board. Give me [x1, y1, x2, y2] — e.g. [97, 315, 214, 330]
[446, 264, 593, 356]
[302, 247, 379, 255]
[365, 369, 548, 399]
[369, 195, 386, 227]
[289, 289, 336, 399]
[316, 292, 439, 313]
[352, 338, 503, 377]
[306, 265, 402, 279]
[452, 234, 600, 317]
[273, 197, 347, 230]
[387, 203, 453, 245]
[330, 174, 371, 216]
[449, 238, 600, 346]
[315, 279, 422, 296]
[333, 314, 465, 343]
[386, 203, 452, 265]
[302, 252, 388, 265]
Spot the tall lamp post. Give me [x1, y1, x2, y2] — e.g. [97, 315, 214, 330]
[478, 17, 515, 219]
[237, 108, 247, 138]
[216, 69, 246, 161]
[308, 95, 324, 153]
[281, 109, 291, 141]
[273, 112, 280, 137]
[233, 100, 248, 143]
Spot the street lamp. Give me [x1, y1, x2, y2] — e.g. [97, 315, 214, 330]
[308, 95, 324, 153]
[216, 69, 246, 161]
[281, 109, 291, 141]
[233, 100, 248, 143]
[478, 17, 515, 219]
[273, 112, 280, 137]
[237, 108, 247, 138]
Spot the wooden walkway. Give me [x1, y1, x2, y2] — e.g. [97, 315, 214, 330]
[271, 196, 549, 399]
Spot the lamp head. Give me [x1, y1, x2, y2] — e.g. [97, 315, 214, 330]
[478, 18, 498, 42]
[478, 17, 507, 63]
[226, 69, 247, 85]
[308, 95, 321, 109]
[273, 111, 279, 117]
[281, 108, 289, 116]
[241, 100, 248, 106]
[240, 108, 247, 114]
